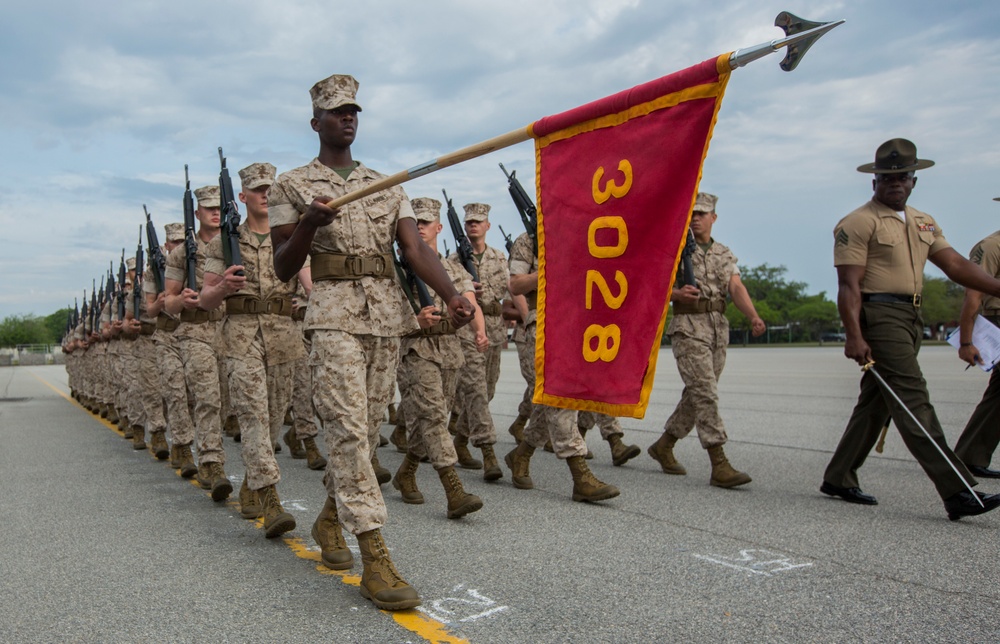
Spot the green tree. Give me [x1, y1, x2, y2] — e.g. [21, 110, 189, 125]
[919, 275, 963, 330]
[44, 308, 74, 344]
[0, 315, 53, 347]
[788, 294, 840, 342]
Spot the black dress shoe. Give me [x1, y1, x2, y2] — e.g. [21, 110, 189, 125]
[820, 481, 878, 505]
[967, 464, 1000, 479]
[944, 490, 1000, 521]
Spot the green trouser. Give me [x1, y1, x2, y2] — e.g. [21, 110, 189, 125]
[953, 317, 1000, 468]
[824, 302, 976, 500]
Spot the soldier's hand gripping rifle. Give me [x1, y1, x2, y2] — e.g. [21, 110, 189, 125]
[144, 205, 167, 293]
[218, 147, 244, 276]
[392, 243, 435, 314]
[499, 163, 537, 256]
[116, 253, 126, 321]
[182, 166, 199, 291]
[678, 228, 698, 288]
[498, 225, 514, 254]
[442, 189, 478, 282]
[134, 226, 144, 318]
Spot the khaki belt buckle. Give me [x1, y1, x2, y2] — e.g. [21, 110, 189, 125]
[912, 294, 922, 308]
[373, 256, 386, 277]
[347, 256, 363, 277]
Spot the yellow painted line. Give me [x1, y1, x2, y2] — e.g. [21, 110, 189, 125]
[31, 369, 470, 644]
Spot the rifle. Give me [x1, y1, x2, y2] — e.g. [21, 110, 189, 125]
[442, 189, 478, 282]
[144, 205, 166, 293]
[73, 298, 79, 328]
[499, 163, 537, 256]
[90, 280, 98, 334]
[678, 228, 698, 288]
[393, 243, 434, 314]
[443, 239, 450, 258]
[498, 225, 514, 254]
[134, 227, 144, 318]
[218, 148, 244, 276]
[81, 294, 89, 335]
[117, 253, 126, 322]
[182, 166, 199, 290]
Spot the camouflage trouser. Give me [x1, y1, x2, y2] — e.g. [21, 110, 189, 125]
[219, 352, 233, 424]
[179, 335, 225, 464]
[310, 330, 399, 536]
[521, 322, 586, 459]
[291, 332, 318, 440]
[663, 332, 728, 448]
[577, 411, 622, 440]
[120, 341, 144, 428]
[156, 331, 195, 446]
[514, 339, 534, 419]
[135, 335, 166, 434]
[454, 340, 499, 447]
[398, 352, 458, 468]
[226, 331, 293, 490]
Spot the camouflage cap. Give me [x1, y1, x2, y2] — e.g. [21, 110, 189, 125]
[310, 74, 363, 112]
[125, 257, 136, 271]
[194, 185, 220, 208]
[411, 197, 442, 222]
[239, 162, 277, 191]
[693, 192, 718, 213]
[463, 202, 490, 222]
[164, 222, 185, 242]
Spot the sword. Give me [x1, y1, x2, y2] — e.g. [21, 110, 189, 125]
[862, 362, 982, 506]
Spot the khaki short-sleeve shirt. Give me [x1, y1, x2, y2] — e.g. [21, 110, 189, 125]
[268, 159, 418, 337]
[834, 200, 951, 295]
[970, 231, 1000, 312]
[204, 222, 306, 366]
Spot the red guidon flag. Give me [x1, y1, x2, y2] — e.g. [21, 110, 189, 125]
[531, 54, 731, 419]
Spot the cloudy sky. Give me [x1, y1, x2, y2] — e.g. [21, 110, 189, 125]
[1, 0, 998, 319]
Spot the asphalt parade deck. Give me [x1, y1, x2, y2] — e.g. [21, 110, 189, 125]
[1, 345, 997, 642]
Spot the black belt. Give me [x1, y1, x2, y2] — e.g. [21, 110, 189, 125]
[862, 293, 921, 307]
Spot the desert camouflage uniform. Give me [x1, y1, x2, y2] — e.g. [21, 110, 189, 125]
[577, 411, 624, 439]
[290, 281, 320, 441]
[133, 268, 167, 439]
[662, 239, 737, 448]
[144, 267, 195, 448]
[398, 255, 473, 467]
[165, 238, 225, 465]
[269, 159, 419, 535]
[205, 222, 305, 490]
[509, 232, 587, 458]
[450, 246, 508, 447]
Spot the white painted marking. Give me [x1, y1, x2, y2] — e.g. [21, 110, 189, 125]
[693, 549, 813, 577]
[284, 500, 309, 512]
[418, 583, 509, 624]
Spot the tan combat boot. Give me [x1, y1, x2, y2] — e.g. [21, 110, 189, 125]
[196, 462, 212, 489]
[283, 427, 306, 459]
[390, 424, 407, 453]
[447, 413, 458, 436]
[283, 408, 293, 426]
[121, 416, 132, 438]
[453, 434, 483, 470]
[577, 425, 594, 459]
[169, 444, 181, 469]
[707, 445, 752, 488]
[311, 496, 353, 570]
[239, 476, 262, 520]
[567, 455, 620, 503]
[507, 413, 527, 443]
[209, 462, 233, 502]
[387, 402, 397, 426]
[481, 444, 503, 482]
[392, 453, 425, 504]
[607, 433, 641, 467]
[371, 453, 391, 486]
[99, 403, 109, 419]
[259, 484, 296, 538]
[107, 405, 119, 425]
[648, 433, 686, 475]
[176, 443, 198, 479]
[149, 431, 169, 461]
[302, 437, 327, 471]
[438, 466, 483, 519]
[356, 529, 421, 610]
[504, 443, 535, 490]
[131, 425, 146, 450]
